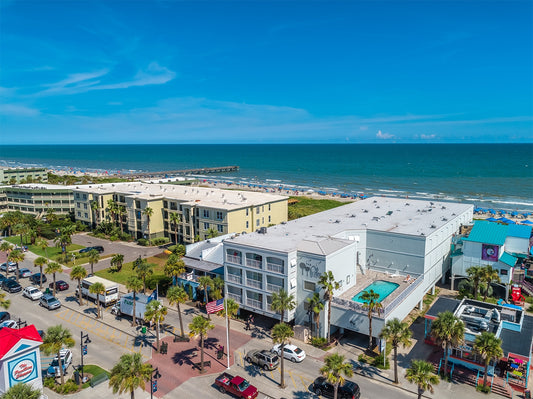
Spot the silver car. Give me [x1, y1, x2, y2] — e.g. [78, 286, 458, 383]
[39, 294, 61, 310]
[246, 349, 280, 370]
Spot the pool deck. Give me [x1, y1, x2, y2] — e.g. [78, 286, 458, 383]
[338, 270, 418, 310]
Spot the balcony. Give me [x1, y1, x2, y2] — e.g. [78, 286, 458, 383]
[267, 283, 282, 293]
[266, 262, 284, 274]
[246, 279, 262, 289]
[227, 293, 242, 303]
[247, 298, 263, 309]
[246, 259, 262, 269]
[227, 274, 242, 284]
[226, 255, 242, 265]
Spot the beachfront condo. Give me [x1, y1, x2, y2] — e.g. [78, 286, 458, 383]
[73, 182, 288, 243]
[0, 184, 75, 217]
[223, 196, 473, 341]
[0, 167, 48, 184]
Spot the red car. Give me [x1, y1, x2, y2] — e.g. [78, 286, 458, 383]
[49, 280, 69, 291]
[215, 373, 258, 399]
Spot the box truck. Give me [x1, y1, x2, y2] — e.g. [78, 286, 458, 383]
[111, 292, 154, 323]
[76, 275, 119, 307]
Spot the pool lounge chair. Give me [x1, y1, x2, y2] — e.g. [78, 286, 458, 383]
[403, 275, 411, 283]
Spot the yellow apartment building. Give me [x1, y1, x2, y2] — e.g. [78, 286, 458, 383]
[73, 182, 288, 243]
[0, 167, 48, 184]
[0, 184, 75, 216]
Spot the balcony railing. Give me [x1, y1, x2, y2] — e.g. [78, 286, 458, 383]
[267, 283, 282, 293]
[226, 255, 242, 265]
[247, 298, 263, 309]
[266, 262, 284, 274]
[246, 279, 262, 289]
[227, 274, 242, 284]
[246, 259, 262, 269]
[227, 293, 242, 303]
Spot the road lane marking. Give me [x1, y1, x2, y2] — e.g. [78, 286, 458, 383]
[288, 370, 297, 389]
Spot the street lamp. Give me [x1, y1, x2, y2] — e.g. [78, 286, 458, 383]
[80, 332, 91, 382]
[17, 318, 27, 329]
[150, 367, 161, 399]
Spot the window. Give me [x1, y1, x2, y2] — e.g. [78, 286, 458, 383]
[246, 221, 249, 228]
[84, 213, 88, 218]
[246, 208, 249, 216]
[256, 207, 260, 213]
[269, 204, 271, 211]
[268, 215, 271, 223]
[346, 275, 350, 284]
[82, 194, 87, 200]
[135, 201, 141, 208]
[77, 211, 81, 217]
[304, 281, 315, 291]
[163, 201, 168, 208]
[262, 205, 264, 212]
[500, 269, 508, 275]
[256, 219, 260, 226]
[204, 222, 209, 229]
[217, 224, 224, 233]
[262, 217, 264, 224]
[203, 209, 210, 218]
[83, 203, 87, 209]
[170, 202, 177, 210]
[77, 203, 80, 208]
[216, 211, 223, 220]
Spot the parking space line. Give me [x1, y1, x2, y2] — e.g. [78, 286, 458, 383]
[288, 370, 297, 389]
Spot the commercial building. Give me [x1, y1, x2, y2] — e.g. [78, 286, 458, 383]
[0, 184, 75, 216]
[223, 197, 473, 340]
[72, 182, 288, 243]
[0, 168, 48, 185]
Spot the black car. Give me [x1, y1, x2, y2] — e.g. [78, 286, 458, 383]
[79, 245, 104, 254]
[0, 311, 10, 323]
[2, 279, 22, 293]
[30, 273, 47, 285]
[312, 377, 361, 399]
[0, 273, 6, 283]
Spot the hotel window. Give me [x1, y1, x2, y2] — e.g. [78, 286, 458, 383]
[269, 204, 271, 211]
[256, 207, 260, 213]
[83, 203, 87, 209]
[135, 201, 141, 208]
[303, 281, 316, 292]
[204, 222, 209, 229]
[256, 219, 260, 226]
[179, 205, 183, 211]
[262, 217, 264, 224]
[75, 193, 80, 199]
[216, 211, 223, 220]
[500, 269, 508, 275]
[246, 208, 249, 216]
[170, 202, 177, 210]
[246, 221, 249, 228]
[268, 216, 271, 223]
[163, 201, 168, 208]
[119, 196, 125, 202]
[164, 211, 168, 219]
[84, 213, 88, 218]
[217, 224, 224, 233]
[77, 203, 80, 208]
[83, 194, 87, 200]
[203, 210, 210, 218]
[77, 211, 81, 217]
[262, 205, 264, 212]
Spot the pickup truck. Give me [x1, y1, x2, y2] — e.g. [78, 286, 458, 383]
[215, 372, 258, 399]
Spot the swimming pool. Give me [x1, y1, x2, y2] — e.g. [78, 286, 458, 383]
[352, 280, 400, 303]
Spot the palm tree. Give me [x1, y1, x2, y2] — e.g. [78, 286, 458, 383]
[41, 325, 75, 385]
[379, 318, 413, 384]
[481, 265, 500, 302]
[116, 206, 126, 233]
[54, 225, 75, 254]
[189, 315, 215, 373]
[307, 292, 324, 338]
[319, 353, 354, 399]
[0, 241, 11, 258]
[430, 311, 464, 376]
[206, 227, 219, 239]
[164, 254, 185, 284]
[169, 212, 181, 244]
[35, 237, 49, 259]
[0, 292, 10, 310]
[318, 271, 341, 343]
[198, 275, 213, 317]
[405, 360, 440, 399]
[7, 249, 24, 283]
[109, 352, 153, 399]
[474, 332, 503, 388]
[360, 289, 383, 349]
[271, 288, 296, 323]
[45, 262, 62, 296]
[142, 206, 154, 245]
[272, 322, 294, 388]
[167, 286, 189, 338]
[12, 222, 28, 249]
[87, 249, 100, 275]
[89, 282, 106, 319]
[1, 381, 42, 399]
[90, 200, 100, 228]
[220, 298, 239, 356]
[144, 299, 168, 352]
[106, 199, 118, 226]
[111, 253, 125, 272]
[70, 265, 87, 306]
[466, 266, 484, 299]
[33, 256, 48, 289]
[211, 276, 224, 300]
[125, 276, 144, 326]
[135, 259, 153, 293]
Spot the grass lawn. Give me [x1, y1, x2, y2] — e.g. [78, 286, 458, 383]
[78, 364, 109, 389]
[287, 196, 347, 220]
[3, 236, 84, 259]
[95, 253, 168, 285]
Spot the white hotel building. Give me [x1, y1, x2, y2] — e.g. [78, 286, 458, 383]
[223, 197, 473, 340]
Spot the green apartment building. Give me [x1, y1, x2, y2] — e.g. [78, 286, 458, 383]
[0, 184, 75, 216]
[0, 167, 48, 184]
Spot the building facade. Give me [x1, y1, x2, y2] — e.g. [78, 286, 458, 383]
[223, 197, 473, 340]
[0, 184, 75, 216]
[0, 168, 48, 185]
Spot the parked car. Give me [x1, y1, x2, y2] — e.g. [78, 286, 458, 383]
[39, 294, 61, 310]
[18, 268, 33, 278]
[0, 273, 6, 283]
[79, 245, 104, 254]
[2, 279, 22, 293]
[45, 349, 73, 377]
[0, 311, 11, 323]
[49, 280, 69, 291]
[0, 320, 18, 330]
[23, 286, 43, 301]
[271, 344, 306, 363]
[245, 349, 280, 370]
[0, 262, 17, 273]
[215, 372, 258, 399]
[30, 273, 47, 285]
[312, 377, 361, 399]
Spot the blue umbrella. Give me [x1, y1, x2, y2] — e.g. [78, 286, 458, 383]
[511, 211, 518, 216]
[486, 217, 497, 222]
[488, 209, 496, 214]
[521, 220, 533, 225]
[499, 210, 506, 215]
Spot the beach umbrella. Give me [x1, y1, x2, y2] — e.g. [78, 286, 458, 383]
[486, 217, 497, 222]
[521, 220, 533, 225]
[488, 209, 495, 214]
[499, 210, 506, 214]
[511, 211, 518, 216]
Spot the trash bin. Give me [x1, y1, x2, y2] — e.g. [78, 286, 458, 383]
[141, 326, 147, 334]
[73, 371, 80, 385]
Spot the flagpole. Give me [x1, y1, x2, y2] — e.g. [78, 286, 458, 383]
[224, 283, 230, 369]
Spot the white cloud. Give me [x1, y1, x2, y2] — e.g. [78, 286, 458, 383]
[376, 130, 395, 139]
[0, 104, 40, 117]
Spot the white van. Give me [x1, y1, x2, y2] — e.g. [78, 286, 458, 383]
[76, 276, 119, 307]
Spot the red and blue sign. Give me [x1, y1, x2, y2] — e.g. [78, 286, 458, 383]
[8, 352, 38, 385]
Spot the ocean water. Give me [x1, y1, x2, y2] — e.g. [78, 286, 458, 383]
[1, 144, 532, 211]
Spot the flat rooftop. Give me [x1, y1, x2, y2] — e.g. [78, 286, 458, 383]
[228, 197, 473, 254]
[7, 183, 77, 191]
[72, 182, 288, 210]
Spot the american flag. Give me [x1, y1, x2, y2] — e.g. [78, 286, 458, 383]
[206, 299, 224, 314]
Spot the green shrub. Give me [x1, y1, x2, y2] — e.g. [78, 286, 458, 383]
[152, 237, 170, 246]
[168, 244, 186, 256]
[373, 353, 390, 369]
[358, 354, 367, 364]
[109, 235, 119, 241]
[44, 377, 56, 389]
[119, 232, 133, 241]
[311, 337, 328, 348]
[187, 284, 194, 300]
[476, 384, 491, 393]
[146, 275, 173, 296]
[137, 238, 148, 246]
[56, 379, 79, 394]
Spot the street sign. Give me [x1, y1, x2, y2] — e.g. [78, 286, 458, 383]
[82, 345, 87, 355]
[152, 380, 158, 392]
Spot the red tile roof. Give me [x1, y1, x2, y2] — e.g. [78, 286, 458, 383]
[0, 325, 42, 359]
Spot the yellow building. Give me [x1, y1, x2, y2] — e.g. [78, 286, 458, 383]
[0, 184, 75, 216]
[73, 182, 288, 243]
[0, 167, 48, 184]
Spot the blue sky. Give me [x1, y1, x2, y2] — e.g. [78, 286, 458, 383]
[0, 0, 532, 144]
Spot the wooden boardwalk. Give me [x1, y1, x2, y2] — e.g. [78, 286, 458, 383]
[123, 166, 239, 179]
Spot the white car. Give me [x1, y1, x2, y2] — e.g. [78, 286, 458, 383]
[0, 262, 16, 273]
[46, 349, 73, 377]
[0, 319, 18, 330]
[23, 286, 43, 301]
[272, 343, 306, 363]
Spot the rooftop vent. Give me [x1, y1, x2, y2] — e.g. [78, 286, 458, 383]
[281, 221, 287, 225]
[372, 217, 379, 221]
[335, 220, 341, 223]
[386, 211, 393, 216]
[405, 203, 410, 206]
[350, 214, 356, 218]
[441, 206, 446, 210]
[420, 232, 425, 236]
[430, 225, 436, 229]
[373, 200, 377, 203]
[259, 227, 267, 234]
[363, 209, 368, 213]
[430, 202, 434, 205]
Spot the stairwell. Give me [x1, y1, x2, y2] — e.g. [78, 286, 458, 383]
[521, 280, 533, 296]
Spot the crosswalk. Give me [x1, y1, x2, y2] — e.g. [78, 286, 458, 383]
[235, 349, 314, 392]
[54, 308, 149, 358]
